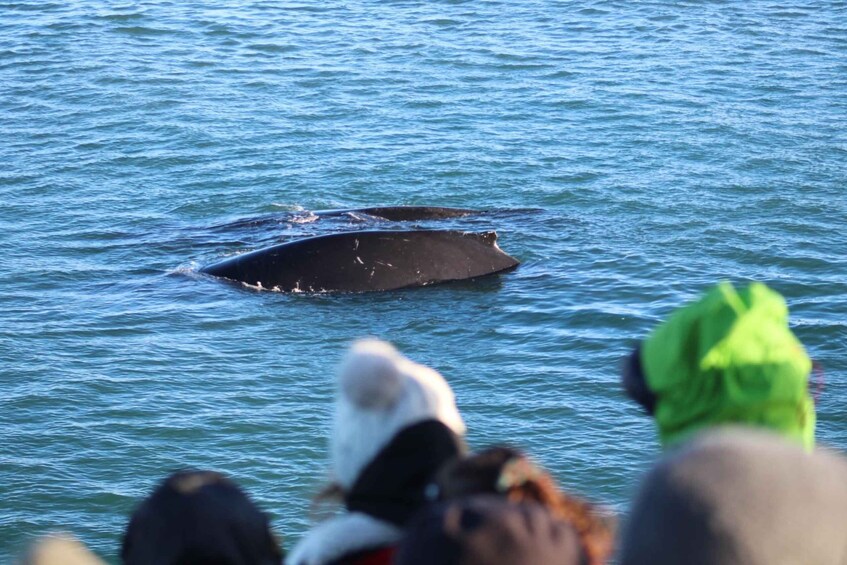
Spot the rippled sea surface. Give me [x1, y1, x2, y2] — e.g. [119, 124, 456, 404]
[2, 0, 846, 561]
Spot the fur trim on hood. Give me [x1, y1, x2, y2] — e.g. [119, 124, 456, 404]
[286, 512, 401, 565]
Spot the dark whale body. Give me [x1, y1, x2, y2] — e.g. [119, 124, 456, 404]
[201, 230, 519, 293]
[209, 206, 481, 231]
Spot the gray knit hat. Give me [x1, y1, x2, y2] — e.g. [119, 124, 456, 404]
[620, 428, 847, 565]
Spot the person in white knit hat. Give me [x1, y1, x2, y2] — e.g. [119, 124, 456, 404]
[287, 338, 466, 565]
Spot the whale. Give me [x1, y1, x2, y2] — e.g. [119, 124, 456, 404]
[316, 206, 479, 221]
[201, 229, 519, 293]
[208, 206, 483, 231]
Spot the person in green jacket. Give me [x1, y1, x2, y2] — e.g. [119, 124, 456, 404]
[621, 281, 815, 449]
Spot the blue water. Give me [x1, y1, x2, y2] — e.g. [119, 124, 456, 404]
[2, 0, 846, 561]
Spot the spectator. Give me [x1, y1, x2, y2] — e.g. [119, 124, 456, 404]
[121, 470, 283, 565]
[621, 282, 815, 449]
[21, 534, 105, 565]
[287, 338, 466, 565]
[619, 428, 847, 565]
[435, 446, 613, 564]
[396, 495, 586, 565]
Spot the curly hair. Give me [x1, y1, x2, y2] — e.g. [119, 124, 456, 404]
[436, 446, 614, 565]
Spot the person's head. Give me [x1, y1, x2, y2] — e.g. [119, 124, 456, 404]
[622, 281, 815, 449]
[436, 446, 613, 564]
[619, 428, 847, 565]
[121, 470, 283, 565]
[22, 535, 106, 565]
[396, 496, 587, 565]
[322, 338, 466, 526]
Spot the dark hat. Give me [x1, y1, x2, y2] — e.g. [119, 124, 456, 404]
[395, 496, 586, 565]
[121, 470, 283, 565]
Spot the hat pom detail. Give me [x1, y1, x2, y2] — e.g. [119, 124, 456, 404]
[340, 339, 405, 410]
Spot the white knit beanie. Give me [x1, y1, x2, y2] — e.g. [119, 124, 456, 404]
[331, 339, 466, 491]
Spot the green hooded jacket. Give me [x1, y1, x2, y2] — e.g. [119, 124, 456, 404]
[641, 282, 815, 449]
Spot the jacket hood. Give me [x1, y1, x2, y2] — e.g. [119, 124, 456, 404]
[641, 282, 814, 449]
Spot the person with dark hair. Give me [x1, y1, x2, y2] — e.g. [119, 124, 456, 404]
[395, 496, 587, 565]
[121, 470, 283, 565]
[434, 446, 614, 565]
[621, 281, 816, 449]
[286, 339, 466, 565]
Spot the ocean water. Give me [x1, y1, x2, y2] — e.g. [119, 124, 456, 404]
[2, 0, 846, 561]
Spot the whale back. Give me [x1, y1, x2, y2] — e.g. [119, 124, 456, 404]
[201, 230, 518, 292]
[317, 206, 479, 221]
